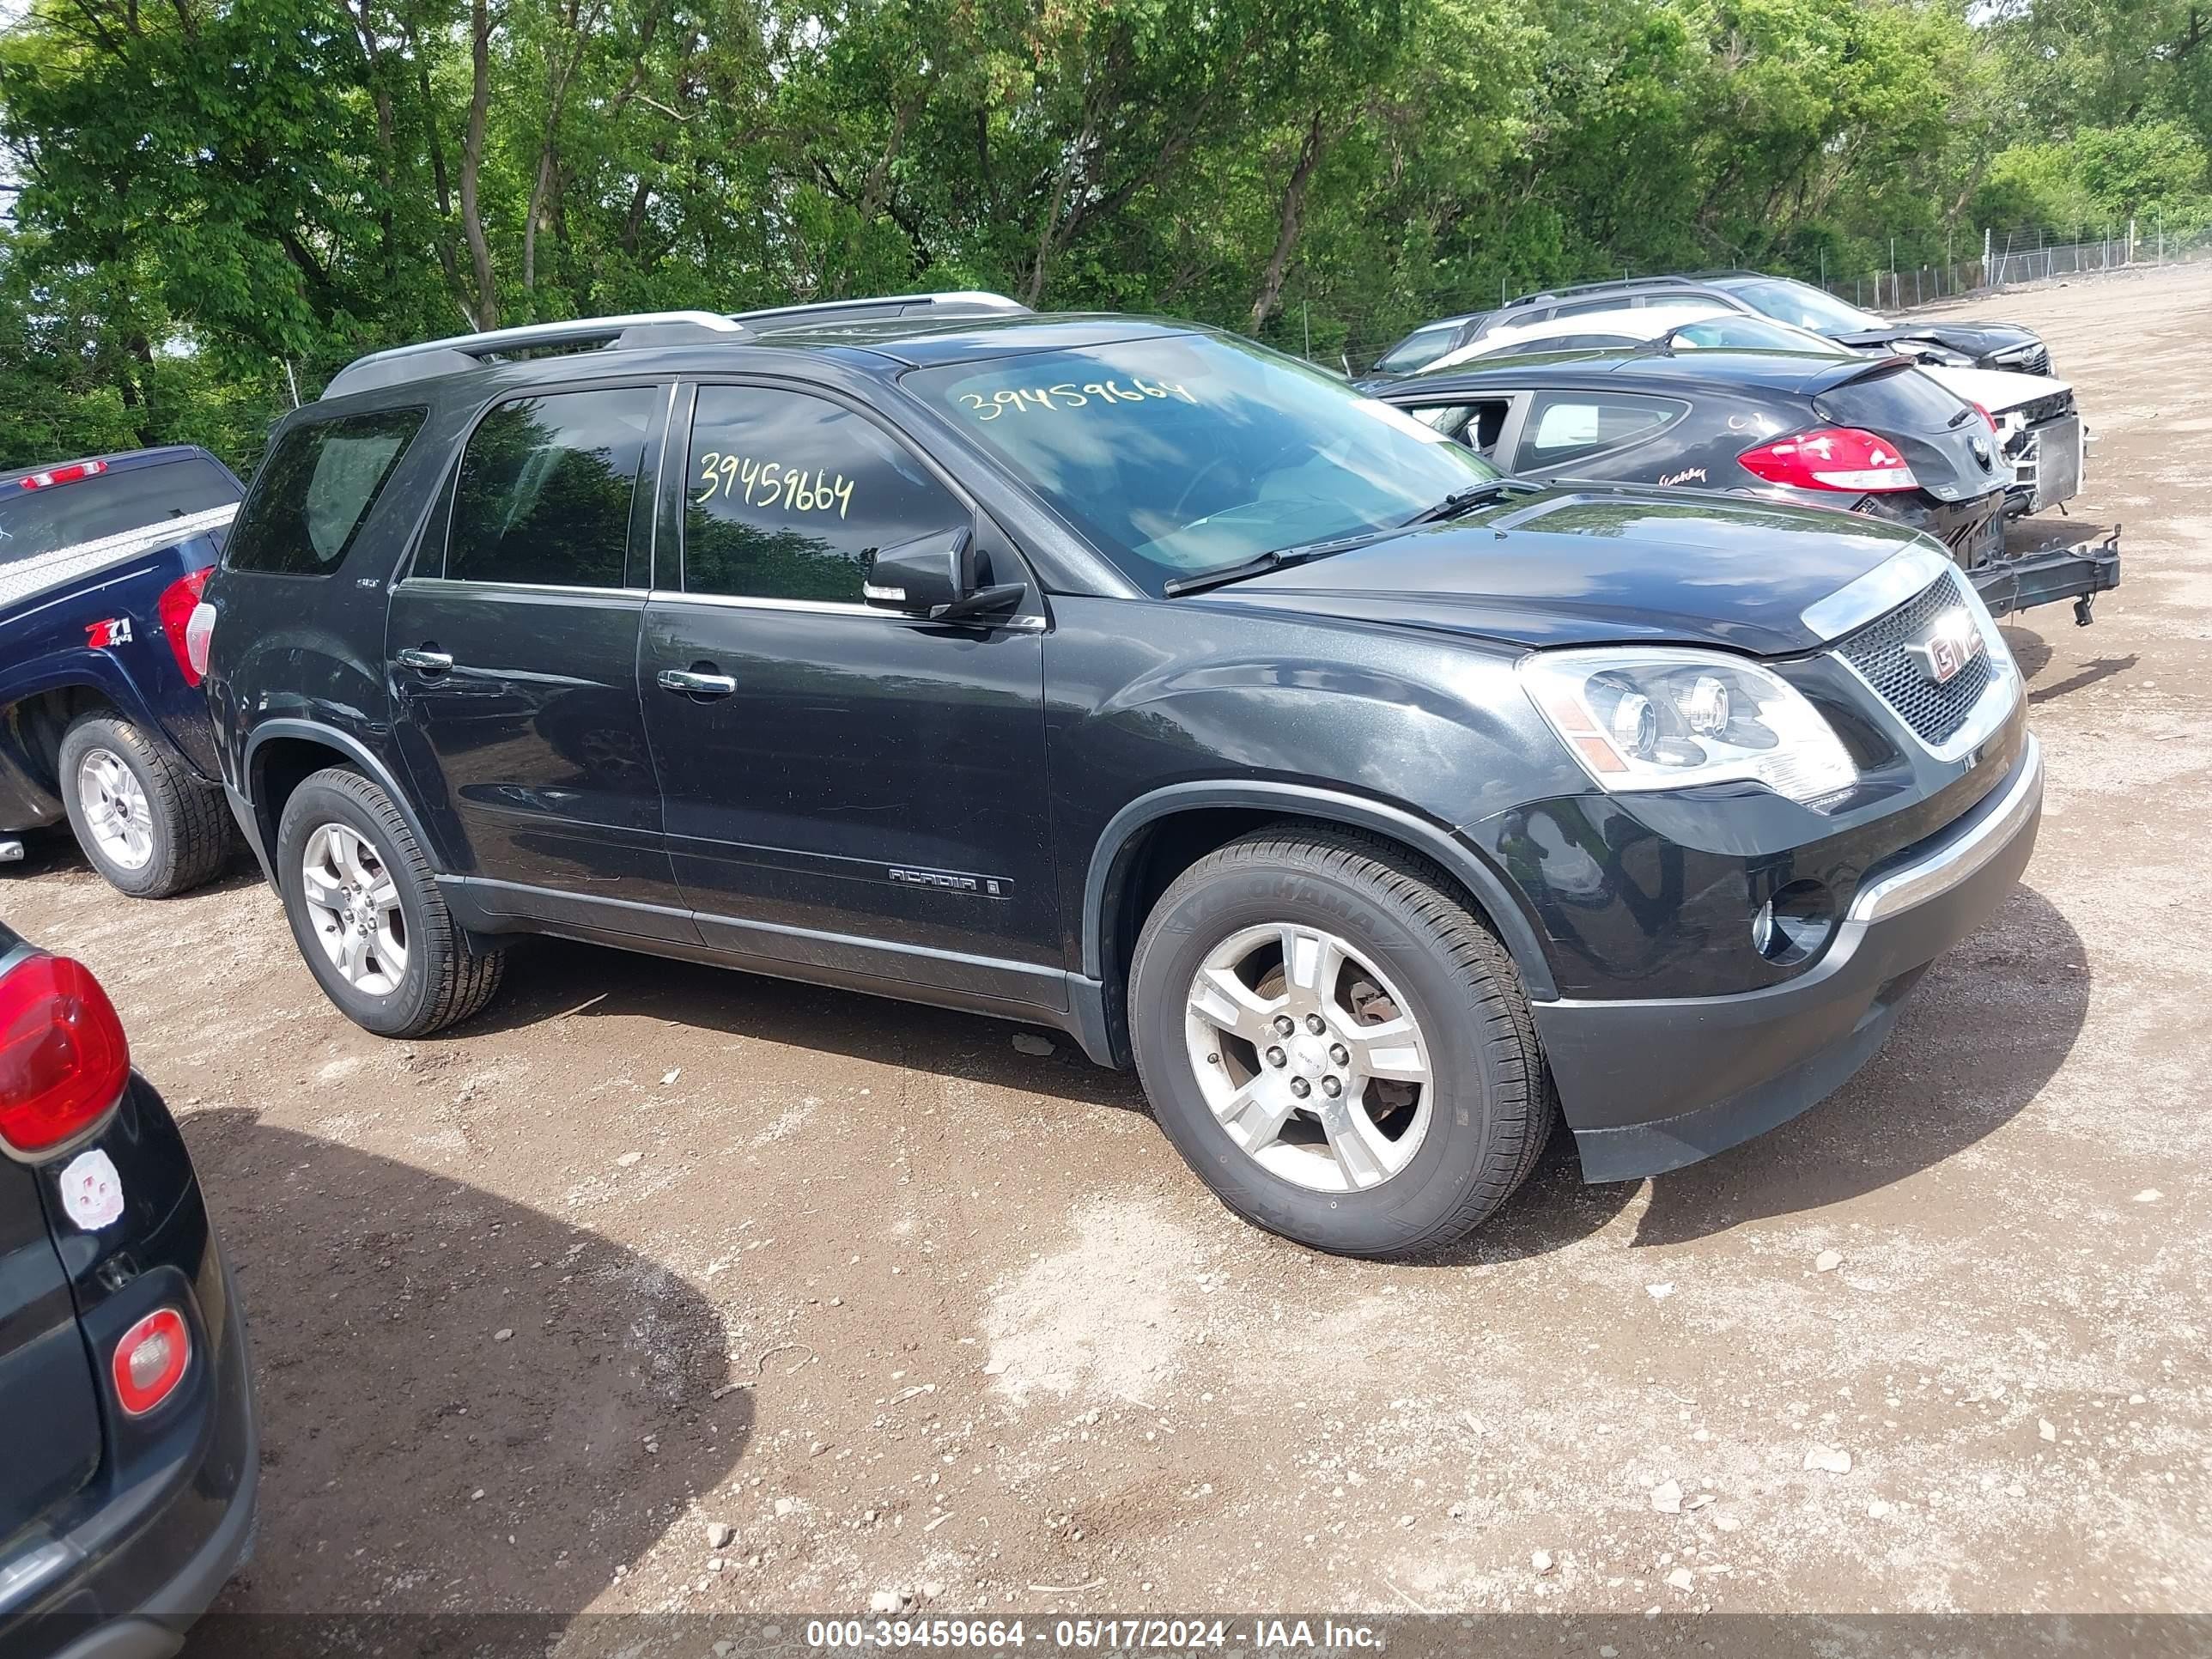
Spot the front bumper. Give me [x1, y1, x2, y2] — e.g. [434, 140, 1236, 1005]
[1532, 735, 2044, 1182]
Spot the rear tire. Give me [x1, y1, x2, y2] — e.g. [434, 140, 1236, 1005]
[58, 714, 231, 898]
[275, 768, 504, 1036]
[1128, 823, 1552, 1256]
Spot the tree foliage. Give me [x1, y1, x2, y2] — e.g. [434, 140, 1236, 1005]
[2, 0, 2207, 469]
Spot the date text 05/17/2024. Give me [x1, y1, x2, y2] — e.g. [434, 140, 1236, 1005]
[801, 1618, 1385, 1650]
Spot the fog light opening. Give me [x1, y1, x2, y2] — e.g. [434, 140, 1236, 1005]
[1753, 879, 1835, 967]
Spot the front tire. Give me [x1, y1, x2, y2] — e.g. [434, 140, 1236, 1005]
[1128, 824, 1551, 1256]
[275, 768, 505, 1036]
[58, 714, 231, 898]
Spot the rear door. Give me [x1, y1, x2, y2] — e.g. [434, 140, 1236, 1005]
[387, 381, 690, 935]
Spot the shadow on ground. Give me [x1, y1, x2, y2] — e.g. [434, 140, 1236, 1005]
[179, 1109, 746, 1638]
[417, 870, 2085, 1267]
[459, 933, 1154, 1118]
[1631, 882, 2088, 1245]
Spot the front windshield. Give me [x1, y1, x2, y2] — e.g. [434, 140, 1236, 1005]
[1671, 314, 1855, 355]
[1725, 278, 1888, 335]
[1375, 323, 1461, 374]
[906, 331, 1499, 594]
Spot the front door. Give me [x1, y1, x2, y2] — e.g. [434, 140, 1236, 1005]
[389, 380, 689, 937]
[639, 381, 1060, 1009]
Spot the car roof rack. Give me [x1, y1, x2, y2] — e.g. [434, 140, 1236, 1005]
[319, 293, 1033, 401]
[729, 290, 1031, 334]
[1501, 275, 1704, 311]
[321, 311, 745, 400]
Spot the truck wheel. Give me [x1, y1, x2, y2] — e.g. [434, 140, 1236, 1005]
[275, 768, 504, 1037]
[1128, 824, 1552, 1257]
[58, 714, 232, 899]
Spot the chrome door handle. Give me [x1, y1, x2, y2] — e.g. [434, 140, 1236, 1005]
[658, 668, 738, 697]
[396, 647, 453, 673]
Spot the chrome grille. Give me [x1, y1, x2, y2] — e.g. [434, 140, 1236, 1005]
[1836, 574, 1997, 747]
[1999, 344, 2052, 376]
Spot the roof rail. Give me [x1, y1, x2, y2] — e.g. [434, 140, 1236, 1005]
[320, 309, 745, 401]
[1503, 275, 1701, 311]
[730, 290, 1030, 334]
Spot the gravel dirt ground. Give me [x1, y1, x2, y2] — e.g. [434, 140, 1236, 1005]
[5, 266, 2210, 1637]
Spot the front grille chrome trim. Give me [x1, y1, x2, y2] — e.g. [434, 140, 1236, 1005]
[1802, 544, 1955, 643]
[1832, 567, 2020, 761]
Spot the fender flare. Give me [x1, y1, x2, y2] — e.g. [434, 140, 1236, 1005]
[240, 719, 447, 878]
[1081, 780, 1558, 1000]
[1, 653, 165, 741]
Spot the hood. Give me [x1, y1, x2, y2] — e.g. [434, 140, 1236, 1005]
[1919, 363, 2070, 415]
[1831, 319, 2042, 362]
[1210, 487, 1925, 655]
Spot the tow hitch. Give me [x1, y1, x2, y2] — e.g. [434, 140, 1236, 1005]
[1973, 525, 2121, 624]
[0, 838, 23, 863]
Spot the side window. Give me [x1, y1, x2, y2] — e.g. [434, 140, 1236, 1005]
[1468, 398, 1512, 455]
[226, 409, 426, 575]
[445, 387, 655, 586]
[682, 386, 966, 605]
[1403, 403, 1474, 439]
[1518, 392, 1685, 470]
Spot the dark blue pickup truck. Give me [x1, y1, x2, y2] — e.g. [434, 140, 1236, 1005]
[0, 448, 242, 897]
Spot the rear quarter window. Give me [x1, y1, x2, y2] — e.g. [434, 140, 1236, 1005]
[225, 409, 427, 575]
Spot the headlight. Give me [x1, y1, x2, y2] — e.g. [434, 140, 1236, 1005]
[1519, 647, 1858, 805]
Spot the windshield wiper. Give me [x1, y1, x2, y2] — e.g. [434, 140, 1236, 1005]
[1164, 518, 1409, 596]
[1396, 477, 1517, 526]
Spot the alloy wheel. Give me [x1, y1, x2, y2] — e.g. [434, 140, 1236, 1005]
[76, 748, 154, 871]
[1183, 922, 1434, 1194]
[300, 823, 409, 995]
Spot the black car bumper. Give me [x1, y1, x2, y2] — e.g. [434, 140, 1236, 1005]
[1530, 735, 2043, 1182]
[9, 1246, 258, 1659]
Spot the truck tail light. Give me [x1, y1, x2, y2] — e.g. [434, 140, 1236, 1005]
[112, 1309, 191, 1415]
[157, 568, 213, 685]
[15, 459, 108, 491]
[0, 954, 131, 1156]
[1737, 427, 1920, 493]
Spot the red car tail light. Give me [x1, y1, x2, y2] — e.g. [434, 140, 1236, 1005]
[0, 954, 131, 1156]
[112, 1308, 191, 1415]
[157, 568, 213, 685]
[15, 459, 108, 491]
[1972, 403, 1998, 433]
[1737, 427, 1920, 493]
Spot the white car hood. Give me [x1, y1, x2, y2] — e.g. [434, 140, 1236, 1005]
[1921, 362, 2070, 415]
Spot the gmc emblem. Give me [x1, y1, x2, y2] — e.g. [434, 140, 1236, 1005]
[1906, 609, 1985, 685]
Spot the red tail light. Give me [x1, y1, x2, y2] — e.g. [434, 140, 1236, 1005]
[112, 1308, 191, 1415]
[0, 954, 131, 1155]
[1737, 427, 1920, 494]
[157, 568, 212, 685]
[15, 459, 108, 491]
